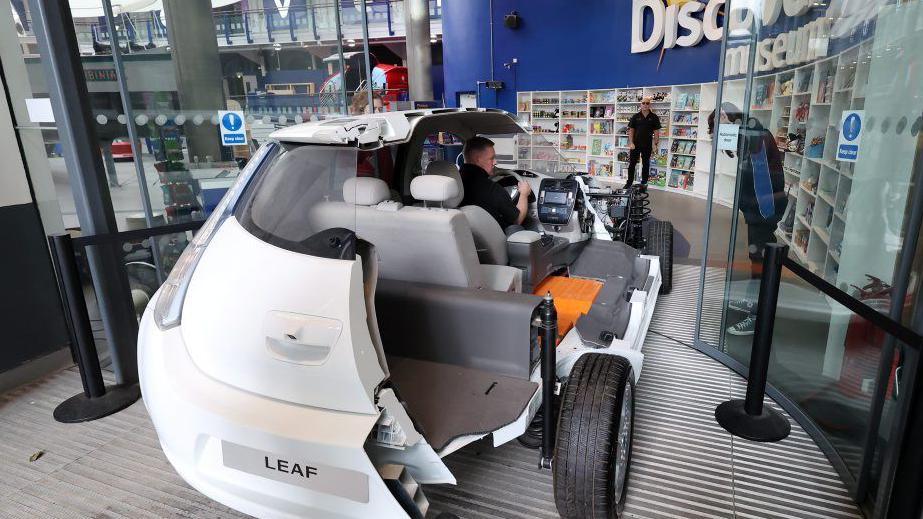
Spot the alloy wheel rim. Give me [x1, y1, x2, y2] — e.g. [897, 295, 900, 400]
[613, 380, 633, 503]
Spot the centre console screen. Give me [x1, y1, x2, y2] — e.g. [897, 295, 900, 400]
[537, 178, 580, 226]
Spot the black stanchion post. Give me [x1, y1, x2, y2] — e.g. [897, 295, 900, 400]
[715, 243, 791, 442]
[47, 234, 141, 423]
[540, 292, 558, 469]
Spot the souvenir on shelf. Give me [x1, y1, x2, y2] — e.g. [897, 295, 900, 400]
[806, 136, 825, 158]
[562, 92, 588, 104]
[794, 102, 810, 122]
[648, 90, 671, 103]
[779, 78, 794, 96]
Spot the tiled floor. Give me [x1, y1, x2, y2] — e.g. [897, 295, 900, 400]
[0, 266, 861, 518]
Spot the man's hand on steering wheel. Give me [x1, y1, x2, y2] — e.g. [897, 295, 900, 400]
[517, 180, 532, 198]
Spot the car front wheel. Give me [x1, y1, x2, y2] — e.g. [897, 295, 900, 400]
[553, 353, 635, 519]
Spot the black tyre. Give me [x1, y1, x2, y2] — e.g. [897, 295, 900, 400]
[553, 354, 635, 519]
[645, 220, 674, 294]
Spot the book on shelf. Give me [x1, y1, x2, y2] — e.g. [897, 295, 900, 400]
[649, 168, 667, 187]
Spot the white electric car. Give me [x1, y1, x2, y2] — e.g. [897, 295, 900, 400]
[139, 109, 672, 518]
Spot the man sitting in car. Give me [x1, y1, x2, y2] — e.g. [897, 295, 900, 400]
[459, 136, 531, 232]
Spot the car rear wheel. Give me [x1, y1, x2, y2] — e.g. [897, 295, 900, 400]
[645, 220, 674, 294]
[553, 353, 635, 519]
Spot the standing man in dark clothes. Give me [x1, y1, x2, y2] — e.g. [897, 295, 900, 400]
[459, 136, 531, 231]
[626, 96, 662, 188]
[708, 102, 788, 336]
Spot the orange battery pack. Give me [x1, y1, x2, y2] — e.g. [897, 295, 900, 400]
[533, 276, 604, 340]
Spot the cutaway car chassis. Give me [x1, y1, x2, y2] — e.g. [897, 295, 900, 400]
[139, 109, 674, 519]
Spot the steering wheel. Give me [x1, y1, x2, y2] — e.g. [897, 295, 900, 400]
[493, 169, 536, 204]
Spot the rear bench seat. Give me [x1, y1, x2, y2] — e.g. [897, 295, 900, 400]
[309, 176, 522, 292]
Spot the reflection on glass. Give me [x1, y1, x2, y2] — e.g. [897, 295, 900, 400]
[706, 0, 923, 504]
[11, 0, 437, 233]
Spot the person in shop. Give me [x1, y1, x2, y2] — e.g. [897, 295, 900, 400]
[459, 136, 532, 232]
[708, 102, 788, 336]
[626, 96, 662, 188]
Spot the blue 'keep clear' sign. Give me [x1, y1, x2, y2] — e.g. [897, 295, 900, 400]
[219, 110, 246, 146]
[837, 110, 864, 162]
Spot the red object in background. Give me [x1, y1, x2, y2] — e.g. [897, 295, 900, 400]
[838, 276, 903, 400]
[376, 64, 408, 104]
[111, 138, 134, 160]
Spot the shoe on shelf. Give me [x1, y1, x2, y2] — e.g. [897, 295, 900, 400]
[727, 315, 756, 336]
[727, 298, 757, 313]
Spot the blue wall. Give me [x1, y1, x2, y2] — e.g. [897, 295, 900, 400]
[443, 0, 723, 112]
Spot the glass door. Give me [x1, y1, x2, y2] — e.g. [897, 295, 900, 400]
[699, 0, 923, 513]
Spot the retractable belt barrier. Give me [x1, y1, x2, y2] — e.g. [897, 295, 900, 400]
[715, 242, 923, 443]
[47, 220, 203, 423]
[715, 243, 792, 442]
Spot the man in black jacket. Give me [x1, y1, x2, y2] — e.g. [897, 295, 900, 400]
[459, 136, 531, 230]
[626, 96, 662, 188]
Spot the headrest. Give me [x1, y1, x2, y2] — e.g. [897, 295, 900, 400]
[410, 175, 460, 205]
[425, 160, 464, 208]
[343, 177, 390, 206]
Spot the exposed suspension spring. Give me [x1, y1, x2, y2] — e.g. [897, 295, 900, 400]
[628, 186, 651, 249]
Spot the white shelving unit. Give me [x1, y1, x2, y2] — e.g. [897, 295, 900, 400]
[754, 40, 871, 284]
[517, 82, 718, 201]
[516, 38, 872, 284]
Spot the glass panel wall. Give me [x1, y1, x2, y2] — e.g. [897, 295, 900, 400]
[700, 0, 923, 511]
[6, 0, 438, 360]
[9, 0, 436, 267]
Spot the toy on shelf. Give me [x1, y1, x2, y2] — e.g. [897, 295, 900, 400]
[617, 89, 643, 102]
[590, 120, 614, 134]
[561, 109, 587, 118]
[588, 159, 613, 176]
[648, 90, 672, 103]
[786, 129, 806, 154]
[589, 105, 614, 118]
[806, 136, 825, 158]
[779, 78, 794, 96]
[794, 102, 810, 122]
[562, 93, 588, 104]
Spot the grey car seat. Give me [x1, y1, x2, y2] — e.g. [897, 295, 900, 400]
[425, 160, 510, 265]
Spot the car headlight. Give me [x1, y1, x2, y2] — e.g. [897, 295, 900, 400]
[153, 142, 277, 330]
[152, 209, 226, 330]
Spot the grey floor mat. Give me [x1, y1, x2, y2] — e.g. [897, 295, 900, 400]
[569, 239, 649, 287]
[387, 356, 538, 452]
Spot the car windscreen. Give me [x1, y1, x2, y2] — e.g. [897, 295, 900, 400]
[482, 133, 577, 178]
[234, 144, 359, 256]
